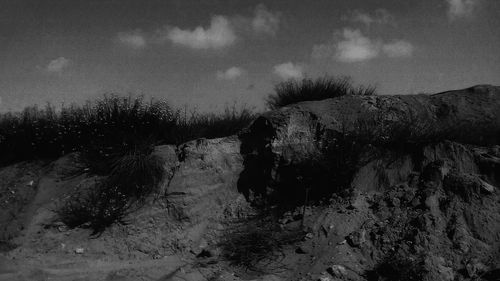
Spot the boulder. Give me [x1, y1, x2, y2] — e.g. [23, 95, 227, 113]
[240, 85, 500, 198]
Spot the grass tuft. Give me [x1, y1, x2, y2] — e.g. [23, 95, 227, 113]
[57, 147, 164, 234]
[266, 76, 376, 109]
[220, 215, 304, 272]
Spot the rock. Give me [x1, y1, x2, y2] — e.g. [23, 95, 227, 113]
[157, 137, 247, 223]
[240, 85, 500, 200]
[74, 247, 84, 254]
[317, 275, 333, 281]
[295, 246, 308, 254]
[465, 259, 488, 278]
[327, 265, 347, 278]
[196, 249, 212, 258]
[424, 256, 454, 281]
[479, 179, 496, 193]
[346, 229, 366, 247]
[444, 173, 495, 200]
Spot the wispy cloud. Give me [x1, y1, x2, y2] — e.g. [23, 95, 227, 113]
[273, 62, 304, 80]
[117, 30, 147, 49]
[382, 40, 414, 57]
[312, 28, 414, 63]
[343, 9, 394, 27]
[164, 16, 236, 49]
[252, 4, 281, 36]
[446, 0, 480, 20]
[217, 66, 246, 80]
[46, 57, 71, 73]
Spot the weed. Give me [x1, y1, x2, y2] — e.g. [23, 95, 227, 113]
[266, 76, 376, 110]
[220, 214, 303, 272]
[57, 146, 164, 234]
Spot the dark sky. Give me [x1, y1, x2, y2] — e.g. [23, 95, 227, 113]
[1, 0, 499, 111]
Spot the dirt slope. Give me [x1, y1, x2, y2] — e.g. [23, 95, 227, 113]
[1, 85, 499, 281]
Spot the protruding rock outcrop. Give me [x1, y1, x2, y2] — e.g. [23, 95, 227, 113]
[239, 85, 500, 201]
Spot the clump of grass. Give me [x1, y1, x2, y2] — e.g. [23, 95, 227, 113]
[367, 254, 426, 281]
[220, 215, 303, 272]
[57, 147, 164, 234]
[169, 105, 256, 145]
[0, 95, 177, 169]
[0, 95, 256, 168]
[266, 76, 376, 109]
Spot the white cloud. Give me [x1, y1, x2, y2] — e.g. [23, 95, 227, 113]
[165, 16, 236, 49]
[446, 0, 480, 20]
[217, 67, 246, 80]
[273, 62, 304, 80]
[46, 57, 71, 73]
[252, 4, 281, 36]
[312, 28, 414, 62]
[344, 9, 394, 26]
[117, 30, 147, 49]
[382, 40, 414, 57]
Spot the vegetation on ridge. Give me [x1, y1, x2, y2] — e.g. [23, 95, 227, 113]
[266, 76, 376, 109]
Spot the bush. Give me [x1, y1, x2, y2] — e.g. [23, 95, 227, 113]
[0, 95, 255, 168]
[0, 95, 177, 168]
[58, 147, 165, 234]
[266, 76, 376, 109]
[169, 105, 256, 145]
[220, 214, 304, 272]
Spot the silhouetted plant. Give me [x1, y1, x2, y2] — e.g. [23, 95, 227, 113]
[57, 147, 165, 234]
[266, 76, 376, 109]
[169, 105, 256, 145]
[0, 95, 255, 167]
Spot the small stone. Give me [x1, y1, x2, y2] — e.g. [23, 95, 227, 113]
[305, 233, 314, 239]
[346, 229, 366, 247]
[295, 246, 308, 254]
[57, 225, 68, 232]
[317, 275, 333, 281]
[196, 249, 212, 258]
[479, 179, 496, 194]
[75, 247, 84, 254]
[327, 264, 347, 278]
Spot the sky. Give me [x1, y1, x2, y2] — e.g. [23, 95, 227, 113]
[0, 0, 499, 112]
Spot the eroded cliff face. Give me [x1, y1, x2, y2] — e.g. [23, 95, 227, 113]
[0, 85, 499, 281]
[0, 136, 251, 281]
[238, 85, 500, 205]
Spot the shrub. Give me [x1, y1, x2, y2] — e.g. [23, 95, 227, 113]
[0, 95, 255, 168]
[266, 76, 376, 109]
[220, 214, 304, 272]
[367, 254, 426, 281]
[169, 105, 256, 145]
[58, 147, 165, 234]
[0, 95, 177, 168]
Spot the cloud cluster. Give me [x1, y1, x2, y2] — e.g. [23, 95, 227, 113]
[343, 9, 394, 26]
[117, 4, 281, 50]
[312, 28, 414, 63]
[46, 57, 71, 73]
[252, 4, 281, 36]
[165, 16, 236, 49]
[216, 67, 246, 80]
[273, 62, 304, 80]
[117, 30, 147, 49]
[446, 0, 480, 20]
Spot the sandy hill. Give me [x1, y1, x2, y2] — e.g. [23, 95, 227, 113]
[1, 85, 499, 281]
